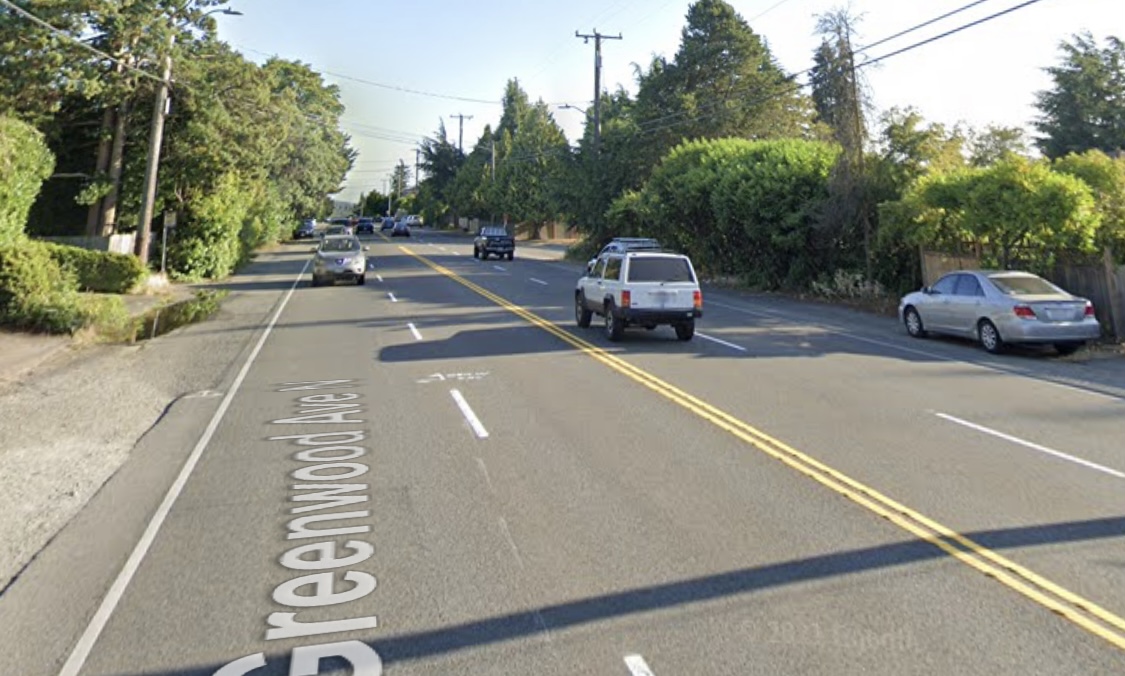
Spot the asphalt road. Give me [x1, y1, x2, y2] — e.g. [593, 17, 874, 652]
[2, 229, 1124, 675]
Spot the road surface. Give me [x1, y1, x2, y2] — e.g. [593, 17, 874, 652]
[2, 230, 1123, 675]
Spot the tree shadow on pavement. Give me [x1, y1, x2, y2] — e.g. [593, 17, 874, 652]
[119, 514, 1125, 674]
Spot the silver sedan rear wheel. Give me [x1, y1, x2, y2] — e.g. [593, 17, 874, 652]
[978, 319, 1004, 354]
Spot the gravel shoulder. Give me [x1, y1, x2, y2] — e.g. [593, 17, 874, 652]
[0, 251, 302, 591]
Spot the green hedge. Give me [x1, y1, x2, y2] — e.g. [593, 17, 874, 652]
[0, 117, 56, 246]
[637, 137, 839, 287]
[0, 242, 84, 333]
[40, 242, 148, 293]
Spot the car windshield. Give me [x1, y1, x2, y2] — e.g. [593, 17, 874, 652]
[988, 274, 1060, 295]
[321, 238, 360, 253]
[627, 257, 694, 282]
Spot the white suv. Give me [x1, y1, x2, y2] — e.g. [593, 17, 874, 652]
[575, 251, 702, 341]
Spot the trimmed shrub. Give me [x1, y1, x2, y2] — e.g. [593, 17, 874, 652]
[40, 242, 148, 293]
[0, 242, 83, 333]
[168, 172, 249, 280]
[0, 117, 56, 246]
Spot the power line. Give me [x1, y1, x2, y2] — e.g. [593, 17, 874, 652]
[0, 0, 165, 84]
[749, 0, 797, 23]
[496, 0, 1048, 165]
[628, 0, 1037, 140]
[860, 0, 996, 53]
[860, 0, 1042, 68]
[236, 45, 502, 105]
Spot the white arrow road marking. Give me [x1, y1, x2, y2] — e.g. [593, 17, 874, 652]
[451, 389, 489, 439]
[530, 278, 548, 286]
[625, 654, 656, 676]
[696, 332, 747, 352]
[408, 323, 423, 341]
[936, 412, 1125, 479]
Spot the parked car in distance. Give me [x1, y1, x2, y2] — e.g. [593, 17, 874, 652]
[391, 221, 411, 237]
[474, 226, 515, 260]
[355, 217, 376, 235]
[898, 269, 1102, 355]
[587, 237, 663, 270]
[293, 219, 317, 240]
[404, 215, 423, 227]
[311, 235, 369, 286]
[381, 217, 395, 231]
[575, 250, 702, 341]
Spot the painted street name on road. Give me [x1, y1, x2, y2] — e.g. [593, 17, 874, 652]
[214, 379, 382, 676]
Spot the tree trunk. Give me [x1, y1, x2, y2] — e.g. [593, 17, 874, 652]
[99, 101, 129, 236]
[86, 107, 114, 236]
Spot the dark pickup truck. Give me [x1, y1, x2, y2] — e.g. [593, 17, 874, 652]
[473, 227, 515, 261]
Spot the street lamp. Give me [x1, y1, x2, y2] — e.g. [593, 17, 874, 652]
[136, 6, 243, 266]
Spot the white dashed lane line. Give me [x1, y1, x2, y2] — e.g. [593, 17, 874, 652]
[388, 292, 398, 303]
[696, 332, 747, 352]
[936, 412, 1125, 479]
[376, 274, 384, 283]
[493, 265, 507, 272]
[451, 389, 489, 439]
[624, 654, 656, 676]
[530, 278, 549, 286]
[408, 323, 423, 341]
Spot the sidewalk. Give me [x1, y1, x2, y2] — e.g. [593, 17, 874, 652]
[0, 284, 198, 388]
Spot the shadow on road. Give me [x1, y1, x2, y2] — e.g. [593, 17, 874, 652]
[117, 514, 1125, 674]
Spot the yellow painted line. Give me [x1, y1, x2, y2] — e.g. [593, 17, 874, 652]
[401, 246, 1125, 652]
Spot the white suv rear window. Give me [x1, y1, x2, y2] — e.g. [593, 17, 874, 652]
[627, 258, 694, 283]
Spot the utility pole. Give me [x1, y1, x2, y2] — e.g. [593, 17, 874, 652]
[415, 148, 421, 189]
[136, 33, 174, 265]
[575, 29, 622, 151]
[449, 113, 473, 154]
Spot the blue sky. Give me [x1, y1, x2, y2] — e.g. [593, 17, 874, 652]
[213, 0, 1125, 202]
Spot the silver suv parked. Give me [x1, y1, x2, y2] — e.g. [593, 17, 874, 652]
[575, 251, 702, 341]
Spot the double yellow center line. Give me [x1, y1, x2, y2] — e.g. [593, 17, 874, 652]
[405, 247, 1125, 653]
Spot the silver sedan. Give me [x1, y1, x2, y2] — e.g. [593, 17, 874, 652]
[898, 270, 1102, 355]
[311, 235, 369, 286]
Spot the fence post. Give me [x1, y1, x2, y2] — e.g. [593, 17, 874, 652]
[1103, 246, 1125, 341]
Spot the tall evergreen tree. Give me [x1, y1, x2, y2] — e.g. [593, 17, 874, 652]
[1034, 33, 1125, 158]
[628, 0, 814, 179]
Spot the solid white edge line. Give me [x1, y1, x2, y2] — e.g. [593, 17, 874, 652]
[624, 654, 656, 676]
[696, 332, 747, 352]
[936, 412, 1125, 479]
[530, 278, 549, 286]
[707, 299, 1124, 404]
[58, 259, 311, 676]
[408, 323, 423, 341]
[388, 292, 398, 303]
[450, 389, 489, 439]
